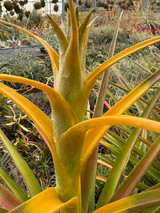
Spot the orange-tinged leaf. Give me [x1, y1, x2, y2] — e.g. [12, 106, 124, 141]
[110, 135, 160, 202]
[97, 87, 160, 207]
[0, 184, 22, 211]
[96, 175, 107, 183]
[93, 189, 160, 213]
[0, 168, 28, 202]
[9, 188, 78, 213]
[0, 20, 59, 79]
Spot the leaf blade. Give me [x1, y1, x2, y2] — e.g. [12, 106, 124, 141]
[9, 188, 78, 213]
[0, 129, 42, 197]
[0, 184, 22, 211]
[93, 189, 160, 213]
[0, 167, 28, 202]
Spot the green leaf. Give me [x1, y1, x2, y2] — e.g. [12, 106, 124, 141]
[0, 184, 22, 211]
[94, 11, 123, 117]
[57, 0, 83, 105]
[93, 189, 160, 213]
[0, 168, 28, 202]
[0, 207, 8, 213]
[81, 70, 160, 168]
[9, 188, 78, 213]
[97, 88, 160, 207]
[47, 15, 68, 87]
[110, 135, 160, 202]
[0, 129, 42, 197]
[79, 9, 94, 75]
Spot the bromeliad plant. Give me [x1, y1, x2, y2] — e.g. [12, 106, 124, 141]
[0, 0, 160, 212]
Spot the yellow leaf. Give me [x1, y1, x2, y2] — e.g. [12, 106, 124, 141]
[0, 74, 78, 138]
[9, 188, 79, 213]
[0, 83, 53, 149]
[0, 20, 59, 79]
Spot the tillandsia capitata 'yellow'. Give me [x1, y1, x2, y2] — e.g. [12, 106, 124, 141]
[0, 0, 160, 212]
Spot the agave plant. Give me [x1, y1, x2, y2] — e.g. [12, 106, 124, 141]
[0, 0, 160, 212]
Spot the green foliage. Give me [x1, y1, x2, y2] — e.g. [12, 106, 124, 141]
[34, 2, 42, 10]
[0, 29, 9, 41]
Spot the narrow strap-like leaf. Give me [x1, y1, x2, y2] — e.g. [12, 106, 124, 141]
[0, 74, 78, 138]
[0, 129, 42, 197]
[47, 15, 68, 85]
[97, 88, 160, 207]
[74, 37, 160, 117]
[93, 189, 160, 213]
[9, 188, 78, 213]
[59, 115, 160, 174]
[57, 0, 83, 105]
[0, 207, 8, 213]
[93, 11, 123, 117]
[0, 20, 59, 78]
[0, 167, 28, 202]
[79, 9, 94, 75]
[110, 135, 160, 202]
[0, 82, 53, 146]
[0, 184, 22, 211]
[81, 70, 160, 168]
[75, 6, 79, 27]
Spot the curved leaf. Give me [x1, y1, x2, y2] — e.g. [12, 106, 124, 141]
[0, 129, 42, 197]
[74, 37, 160, 117]
[94, 11, 123, 117]
[0, 82, 53, 147]
[81, 70, 160, 168]
[9, 188, 78, 213]
[57, 0, 83, 105]
[0, 167, 28, 202]
[58, 115, 160, 174]
[79, 9, 94, 75]
[110, 135, 160, 202]
[0, 20, 59, 78]
[47, 15, 68, 83]
[0, 184, 22, 211]
[97, 88, 160, 207]
[93, 189, 160, 213]
[0, 74, 78, 138]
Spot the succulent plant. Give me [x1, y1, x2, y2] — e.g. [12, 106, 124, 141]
[34, 2, 42, 10]
[25, 10, 30, 18]
[4, 1, 14, 11]
[0, 29, 9, 41]
[54, 3, 59, 12]
[40, 0, 45, 7]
